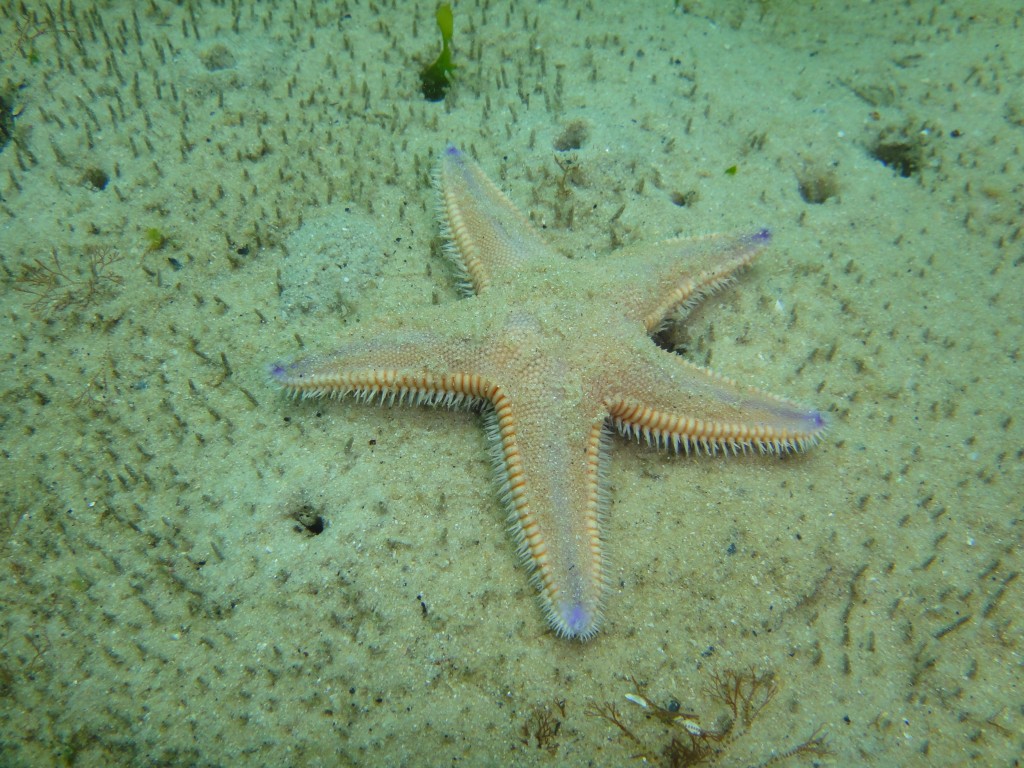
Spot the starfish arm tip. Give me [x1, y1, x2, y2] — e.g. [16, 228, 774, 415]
[548, 601, 602, 641]
[810, 408, 828, 430]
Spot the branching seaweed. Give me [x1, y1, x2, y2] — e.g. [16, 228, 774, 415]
[9, 11, 48, 61]
[13, 248, 125, 315]
[761, 725, 831, 768]
[586, 668, 830, 768]
[0, 624, 51, 698]
[519, 700, 564, 755]
[585, 701, 642, 744]
[705, 666, 778, 726]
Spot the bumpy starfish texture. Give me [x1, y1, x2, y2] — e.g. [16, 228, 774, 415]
[271, 145, 828, 640]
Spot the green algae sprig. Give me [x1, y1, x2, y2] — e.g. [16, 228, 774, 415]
[420, 4, 455, 102]
[144, 227, 168, 253]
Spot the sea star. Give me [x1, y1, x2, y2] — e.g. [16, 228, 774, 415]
[271, 146, 828, 640]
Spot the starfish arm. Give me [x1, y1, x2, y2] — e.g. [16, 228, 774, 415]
[269, 333, 496, 406]
[611, 229, 771, 333]
[487, 389, 609, 640]
[606, 349, 829, 455]
[438, 146, 554, 295]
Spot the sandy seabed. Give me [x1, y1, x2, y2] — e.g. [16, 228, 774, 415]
[1, 2, 1021, 766]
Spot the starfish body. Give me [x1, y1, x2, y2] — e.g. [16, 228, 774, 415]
[271, 146, 828, 640]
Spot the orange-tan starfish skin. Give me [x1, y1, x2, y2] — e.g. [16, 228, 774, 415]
[271, 146, 828, 640]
